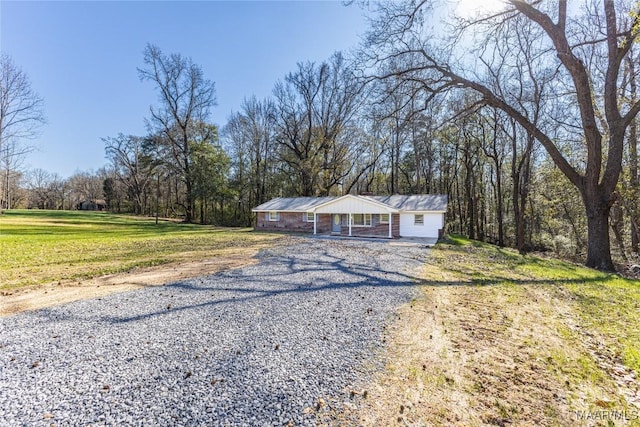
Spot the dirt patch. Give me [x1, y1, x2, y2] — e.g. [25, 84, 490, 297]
[351, 282, 625, 426]
[340, 237, 637, 427]
[0, 251, 259, 317]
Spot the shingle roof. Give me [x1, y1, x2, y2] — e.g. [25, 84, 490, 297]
[253, 194, 448, 212]
[366, 194, 448, 211]
[252, 197, 335, 212]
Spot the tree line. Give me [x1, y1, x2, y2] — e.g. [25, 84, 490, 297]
[2, 1, 639, 271]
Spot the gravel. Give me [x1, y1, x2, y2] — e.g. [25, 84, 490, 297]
[0, 237, 428, 426]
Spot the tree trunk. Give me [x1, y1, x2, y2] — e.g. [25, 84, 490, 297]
[412, 121, 422, 193]
[486, 112, 504, 246]
[627, 54, 639, 253]
[219, 196, 225, 224]
[514, 197, 525, 253]
[584, 198, 615, 271]
[632, 220, 639, 254]
[465, 163, 475, 239]
[610, 202, 627, 262]
[300, 169, 314, 196]
[630, 115, 639, 251]
[511, 124, 533, 254]
[392, 118, 400, 194]
[477, 185, 485, 241]
[495, 169, 504, 246]
[180, 127, 194, 223]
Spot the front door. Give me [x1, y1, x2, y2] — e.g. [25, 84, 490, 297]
[332, 214, 341, 233]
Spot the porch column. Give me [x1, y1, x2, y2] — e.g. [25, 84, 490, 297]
[388, 212, 392, 238]
[313, 212, 317, 235]
[348, 213, 352, 236]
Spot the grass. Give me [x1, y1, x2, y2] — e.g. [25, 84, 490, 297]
[0, 209, 282, 290]
[354, 235, 640, 426]
[446, 236, 640, 375]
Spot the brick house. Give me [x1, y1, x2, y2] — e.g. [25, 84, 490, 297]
[253, 194, 447, 239]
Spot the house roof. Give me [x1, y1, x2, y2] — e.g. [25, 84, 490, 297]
[252, 197, 334, 212]
[253, 194, 448, 212]
[366, 194, 448, 212]
[313, 194, 399, 214]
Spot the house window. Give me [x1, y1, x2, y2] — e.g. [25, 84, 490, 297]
[414, 214, 424, 225]
[380, 213, 390, 224]
[268, 211, 280, 221]
[352, 213, 372, 226]
[304, 212, 314, 222]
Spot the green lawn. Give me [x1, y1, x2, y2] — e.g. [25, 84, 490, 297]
[0, 210, 281, 290]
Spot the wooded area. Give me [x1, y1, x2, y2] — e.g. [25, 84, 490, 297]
[1, 1, 639, 270]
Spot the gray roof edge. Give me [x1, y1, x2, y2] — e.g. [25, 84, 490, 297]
[253, 194, 448, 212]
[367, 194, 448, 211]
[252, 196, 336, 212]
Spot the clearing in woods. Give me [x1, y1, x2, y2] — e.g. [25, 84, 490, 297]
[4, 211, 640, 425]
[0, 210, 284, 315]
[350, 236, 640, 426]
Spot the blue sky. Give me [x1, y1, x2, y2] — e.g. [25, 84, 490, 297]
[0, 1, 368, 178]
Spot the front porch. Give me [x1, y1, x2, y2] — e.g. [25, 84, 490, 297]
[310, 194, 401, 239]
[312, 213, 400, 239]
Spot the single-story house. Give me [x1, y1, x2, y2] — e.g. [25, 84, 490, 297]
[252, 194, 447, 239]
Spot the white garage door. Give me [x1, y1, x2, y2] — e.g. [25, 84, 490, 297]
[399, 213, 443, 238]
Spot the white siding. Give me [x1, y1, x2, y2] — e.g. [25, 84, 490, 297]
[314, 195, 394, 214]
[399, 212, 443, 238]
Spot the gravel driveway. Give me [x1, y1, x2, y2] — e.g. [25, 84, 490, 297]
[0, 237, 428, 426]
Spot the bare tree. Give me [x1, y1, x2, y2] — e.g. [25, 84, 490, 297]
[367, 0, 640, 271]
[26, 168, 53, 209]
[48, 173, 69, 210]
[0, 54, 45, 210]
[469, 109, 509, 247]
[104, 133, 157, 215]
[226, 99, 274, 198]
[1, 138, 32, 209]
[138, 44, 217, 222]
[374, 77, 411, 194]
[273, 52, 364, 196]
[67, 171, 104, 209]
[621, 47, 640, 254]
[223, 97, 278, 224]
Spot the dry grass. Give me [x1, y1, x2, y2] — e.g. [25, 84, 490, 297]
[353, 236, 640, 427]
